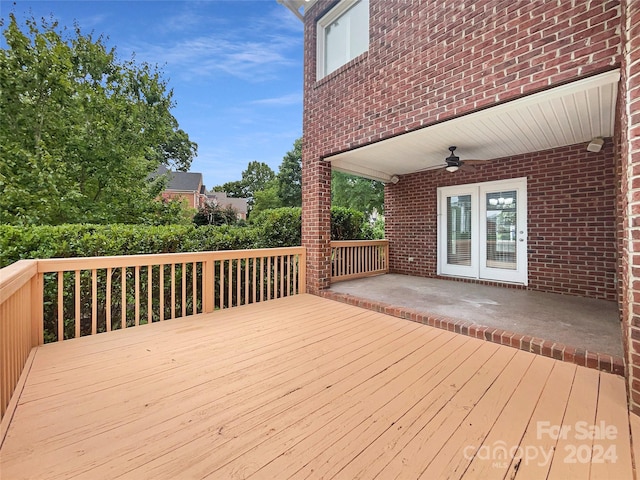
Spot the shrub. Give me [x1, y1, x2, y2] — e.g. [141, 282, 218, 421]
[330, 206, 365, 240]
[0, 206, 376, 267]
[249, 207, 302, 247]
[0, 224, 256, 267]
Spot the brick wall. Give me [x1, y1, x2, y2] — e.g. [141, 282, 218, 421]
[385, 142, 617, 301]
[304, 0, 621, 158]
[621, 0, 640, 414]
[302, 0, 621, 293]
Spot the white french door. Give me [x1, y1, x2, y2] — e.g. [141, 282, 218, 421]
[438, 178, 527, 284]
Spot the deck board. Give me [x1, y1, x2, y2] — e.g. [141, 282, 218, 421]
[0, 294, 635, 479]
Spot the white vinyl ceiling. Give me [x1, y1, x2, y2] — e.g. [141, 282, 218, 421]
[326, 70, 620, 182]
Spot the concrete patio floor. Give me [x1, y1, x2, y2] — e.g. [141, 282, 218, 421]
[328, 274, 623, 359]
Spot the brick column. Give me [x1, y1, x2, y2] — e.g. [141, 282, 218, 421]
[301, 146, 332, 294]
[621, 0, 640, 415]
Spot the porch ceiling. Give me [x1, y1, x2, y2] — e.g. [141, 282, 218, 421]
[326, 69, 620, 182]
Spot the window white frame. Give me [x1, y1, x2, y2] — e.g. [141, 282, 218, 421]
[316, 0, 369, 80]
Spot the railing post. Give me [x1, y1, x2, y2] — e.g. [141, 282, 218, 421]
[204, 258, 215, 313]
[30, 272, 43, 346]
[299, 250, 307, 294]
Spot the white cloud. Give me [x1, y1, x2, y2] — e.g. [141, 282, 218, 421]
[249, 92, 302, 106]
[124, 4, 302, 82]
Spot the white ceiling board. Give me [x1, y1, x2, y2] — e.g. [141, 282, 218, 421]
[326, 70, 620, 179]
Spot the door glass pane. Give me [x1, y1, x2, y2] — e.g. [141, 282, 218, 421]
[485, 190, 517, 270]
[447, 195, 472, 266]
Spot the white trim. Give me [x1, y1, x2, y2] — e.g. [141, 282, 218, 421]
[316, 0, 369, 80]
[437, 184, 479, 279]
[438, 178, 528, 285]
[479, 178, 528, 284]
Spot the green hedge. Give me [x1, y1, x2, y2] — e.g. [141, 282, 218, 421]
[0, 207, 377, 267]
[0, 224, 257, 268]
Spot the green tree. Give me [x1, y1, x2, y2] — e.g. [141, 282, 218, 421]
[0, 15, 197, 225]
[252, 180, 283, 216]
[240, 161, 276, 200]
[331, 171, 384, 218]
[276, 138, 302, 207]
[193, 203, 238, 227]
[212, 161, 275, 214]
[212, 180, 244, 198]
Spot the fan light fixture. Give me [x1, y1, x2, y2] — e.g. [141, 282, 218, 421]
[445, 146, 461, 172]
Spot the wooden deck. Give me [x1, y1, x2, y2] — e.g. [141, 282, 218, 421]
[0, 294, 636, 479]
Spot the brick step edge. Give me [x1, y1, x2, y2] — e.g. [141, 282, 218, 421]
[320, 290, 625, 377]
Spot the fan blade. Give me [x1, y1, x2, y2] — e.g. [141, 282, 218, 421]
[416, 164, 446, 172]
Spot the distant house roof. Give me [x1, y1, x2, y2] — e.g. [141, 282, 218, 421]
[152, 165, 204, 192]
[208, 191, 249, 214]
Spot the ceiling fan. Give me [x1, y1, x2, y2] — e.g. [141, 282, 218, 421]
[419, 146, 488, 173]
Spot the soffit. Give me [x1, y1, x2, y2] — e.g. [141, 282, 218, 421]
[277, 0, 318, 20]
[326, 70, 620, 182]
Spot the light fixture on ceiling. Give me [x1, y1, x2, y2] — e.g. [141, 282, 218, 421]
[587, 137, 604, 153]
[444, 146, 461, 172]
[416, 146, 488, 174]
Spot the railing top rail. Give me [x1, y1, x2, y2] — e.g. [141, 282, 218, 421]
[35, 246, 306, 273]
[0, 260, 38, 304]
[331, 239, 388, 247]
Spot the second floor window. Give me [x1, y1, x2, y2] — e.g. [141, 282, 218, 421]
[317, 0, 369, 80]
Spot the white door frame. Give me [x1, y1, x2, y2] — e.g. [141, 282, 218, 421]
[437, 177, 528, 285]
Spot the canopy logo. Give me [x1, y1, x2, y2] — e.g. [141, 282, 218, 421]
[463, 421, 618, 469]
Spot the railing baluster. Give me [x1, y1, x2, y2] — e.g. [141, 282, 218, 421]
[135, 265, 140, 327]
[244, 257, 249, 305]
[267, 256, 272, 300]
[286, 255, 291, 296]
[148, 265, 153, 325]
[170, 264, 176, 319]
[227, 259, 233, 308]
[106, 268, 112, 331]
[219, 260, 225, 309]
[236, 258, 241, 306]
[121, 267, 127, 329]
[252, 258, 257, 303]
[57, 272, 64, 342]
[159, 264, 165, 322]
[260, 257, 265, 302]
[92, 269, 98, 334]
[280, 255, 285, 299]
[192, 262, 197, 315]
[182, 263, 186, 318]
[74, 270, 81, 338]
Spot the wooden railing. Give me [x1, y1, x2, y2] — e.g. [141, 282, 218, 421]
[0, 260, 41, 421]
[0, 247, 305, 422]
[331, 240, 389, 282]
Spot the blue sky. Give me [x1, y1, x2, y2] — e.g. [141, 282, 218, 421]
[1, 0, 304, 189]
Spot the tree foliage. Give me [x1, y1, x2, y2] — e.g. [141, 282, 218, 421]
[0, 14, 197, 225]
[276, 138, 302, 207]
[193, 202, 239, 227]
[251, 180, 283, 216]
[213, 161, 275, 199]
[331, 171, 384, 218]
